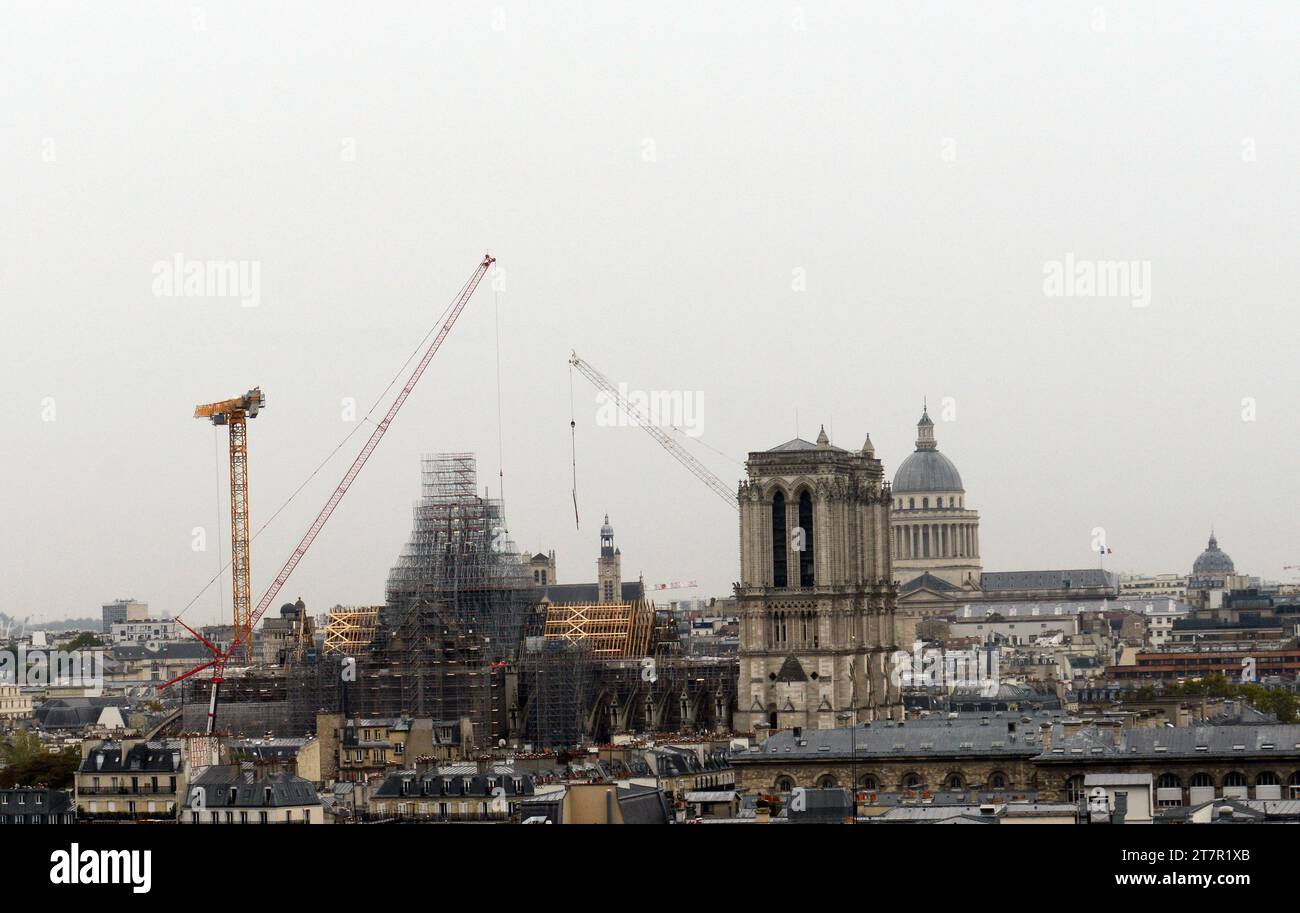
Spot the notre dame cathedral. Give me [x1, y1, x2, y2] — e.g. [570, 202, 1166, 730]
[735, 426, 902, 731]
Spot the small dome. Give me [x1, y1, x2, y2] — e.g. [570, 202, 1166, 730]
[1193, 533, 1235, 576]
[893, 450, 964, 493]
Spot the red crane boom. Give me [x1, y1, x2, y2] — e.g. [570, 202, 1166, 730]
[162, 253, 496, 730]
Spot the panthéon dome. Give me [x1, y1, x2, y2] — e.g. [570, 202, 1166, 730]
[892, 408, 964, 493]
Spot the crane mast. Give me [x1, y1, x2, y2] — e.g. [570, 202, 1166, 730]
[164, 253, 496, 734]
[568, 352, 739, 510]
[194, 387, 265, 665]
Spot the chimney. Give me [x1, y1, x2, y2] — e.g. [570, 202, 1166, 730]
[1039, 722, 1053, 753]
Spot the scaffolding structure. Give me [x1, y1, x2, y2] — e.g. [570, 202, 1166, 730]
[378, 453, 541, 746]
[520, 636, 595, 749]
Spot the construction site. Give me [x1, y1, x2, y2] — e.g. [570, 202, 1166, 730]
[168, 254, 739, 751]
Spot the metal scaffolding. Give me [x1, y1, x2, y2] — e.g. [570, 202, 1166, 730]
[520, 636, 595, 750]
[379, 453, 541, 746]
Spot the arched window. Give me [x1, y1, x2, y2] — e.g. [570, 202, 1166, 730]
[815, 774, 838, 788]
[771, 492, 787, 588]
[1156, 773, 1182, 807]
[775, 776, 795, 793]
[988, 771, 1007, 790]
[1255, 771, 1281, 799]
[901, 773, 924, 792]
[944, 773, 964, 790]
[909, 498, 914, 509]
[1191, 772, 1214, 788]
[922, 497, 929, 509]
[1065, 775, 1086, 802]
[1223, 771, 1248, 797]
[859, 774, 879, 791]
[1288, 771, 1300, 799]
[797, 490, 815, 586]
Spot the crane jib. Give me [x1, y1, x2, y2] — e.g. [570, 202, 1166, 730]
[163, 253, 495, 688]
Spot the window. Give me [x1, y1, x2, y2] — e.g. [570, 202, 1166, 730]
[988, 771, 1007, 790]
[1156, 773, 1182, 807]
[1065, 775, 1086, 802]
[771, 492, 787, 588]
[797, 490, 815, 587]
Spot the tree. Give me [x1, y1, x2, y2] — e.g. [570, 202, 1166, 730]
[0, 731, 79, 789]
[65, 632, 104, 651]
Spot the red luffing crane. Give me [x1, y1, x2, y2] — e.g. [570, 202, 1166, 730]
[163, 253, 497, 734]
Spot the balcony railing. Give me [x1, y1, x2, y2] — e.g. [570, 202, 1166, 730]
[77, 786, 178, 796]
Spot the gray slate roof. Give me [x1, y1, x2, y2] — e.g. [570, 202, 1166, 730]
[979, 569, 1118, 592]
[900, 573, 963, 595]
[1039, 724, 1300, 762]
[540, 581, 646, 604]
[736, 719, 1045, 762]
[185, 767, 319, 809]
[78, 741, 182, 774]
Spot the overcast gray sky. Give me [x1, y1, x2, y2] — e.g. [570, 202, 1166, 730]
[3, 1, 1297, 625]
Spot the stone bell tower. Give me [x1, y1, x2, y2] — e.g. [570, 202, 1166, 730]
[597, 514, 622, 603]
[734, 426, 902, 732]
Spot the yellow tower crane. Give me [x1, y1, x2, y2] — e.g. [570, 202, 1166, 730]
[195, 387, 265, 665]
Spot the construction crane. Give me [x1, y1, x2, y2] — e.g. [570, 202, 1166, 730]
[645, 580, 699, 592]
[164, 252, 497, 734]
[194, 387, 265, 666]
[568, 351, 739, 510]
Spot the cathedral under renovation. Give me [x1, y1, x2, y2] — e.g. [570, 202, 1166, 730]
[734, 426, 904, 731]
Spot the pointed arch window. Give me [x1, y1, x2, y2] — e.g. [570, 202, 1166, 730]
[798, 490, 815, 586]
[771, 491, 787, 588]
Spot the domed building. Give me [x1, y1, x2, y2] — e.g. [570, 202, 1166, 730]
[1188, 530, 1244, 609]
[1192, 532, 1235, 578]
[890, 406, 982, 593]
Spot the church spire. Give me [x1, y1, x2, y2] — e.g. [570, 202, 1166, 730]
[915, 403, 936, 451]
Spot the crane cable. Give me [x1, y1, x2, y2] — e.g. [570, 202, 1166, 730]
[173, 291, 461, 624]
[494, 287, 506, 518]
[569, 360, 579, 529]
[213, 425, 225, 626]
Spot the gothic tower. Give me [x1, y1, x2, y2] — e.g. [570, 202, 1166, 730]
[597, 513, 622, 603]
[735, 426, 902, 732]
